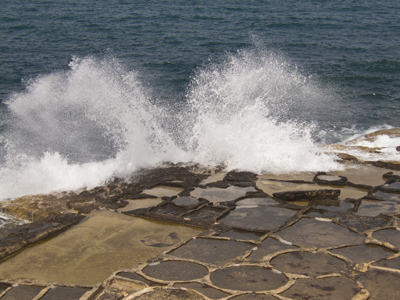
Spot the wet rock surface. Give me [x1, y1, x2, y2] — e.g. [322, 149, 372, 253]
[281, 277, 363, 300]
[0, 165, 400, 299]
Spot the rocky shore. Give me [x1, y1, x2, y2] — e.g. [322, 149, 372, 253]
[1, 153, 400, 299]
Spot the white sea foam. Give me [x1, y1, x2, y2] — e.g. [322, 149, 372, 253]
[0, 50, 353, 200]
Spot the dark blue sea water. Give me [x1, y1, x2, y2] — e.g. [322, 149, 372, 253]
[0, 0, 399, 199]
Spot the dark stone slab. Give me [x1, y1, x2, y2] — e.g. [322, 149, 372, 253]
[223, 171, 258, 183]
[330, 245, 395, 264]
[339, 214, 391, 233]
[373, 191, 400, 202]
[373, 256, 400, 270]
[277, 218, 365, 248]
[210, 266, 287, 291]
[169, 238, 253, 266]
[359, 269, 400, 300]
[174, 283, 230, 299]
[383, 172, 400, 181]
[150, 203, 187, 216]
[248, 238, 297, 261]
[281, 277, 361, 300]
[369, 161, 400, 171]
[218, 206, 296, 232]
[273, 189, 340, 202]
[1, 285, 43, 300]
[40, 286, 90, 300]
[380, 181, 400, 193]
[355, 199, 400, 217]
[372, 229, 400, 249]
[142, 261, 208, 281]
[270, 252, 346, 277]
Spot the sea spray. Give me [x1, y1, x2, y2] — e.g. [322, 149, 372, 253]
[0, 50, 344, 200]
[183, 49, 340, 173]
[0, 56, 184, 199]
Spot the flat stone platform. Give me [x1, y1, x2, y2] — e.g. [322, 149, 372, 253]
[1, 161, 400, 299]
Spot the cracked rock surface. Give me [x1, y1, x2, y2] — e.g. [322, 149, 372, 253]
[0, 163, 400, 299]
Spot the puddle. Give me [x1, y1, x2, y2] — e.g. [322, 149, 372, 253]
[142, 261, 208, 281]
[338, 186, 368, 199]
[235, 198, 278, 207]
[359, 269, 400, 300]
[288, 200, 310, 206]
[0, 210, 204, 285]
[271, 252, 347, 277]
[117, 198, 163, 212]
[219, 205, 296, 232]
[248, 238, 297, 261]
[170, 238, 253, 266]
[210, 266, 287, 291]
[331, 164, 389, 186]
[190, 186, 256, 203]
[281, 277, 361, 300]
[330, 245, 395, 264]
[312, 199, 353, 212]
[172, 196, 199, 206]
[277, 218, 365, 248]
[142, 186, 184, 197]
[315, 174, 343, 181]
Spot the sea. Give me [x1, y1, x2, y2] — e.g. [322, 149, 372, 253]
[0, 0, 399, 201]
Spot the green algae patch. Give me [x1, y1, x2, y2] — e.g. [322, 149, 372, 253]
[0, 210, 204, 286]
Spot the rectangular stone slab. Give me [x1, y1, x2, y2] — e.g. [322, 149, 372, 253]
[0, 210, 204, 285]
